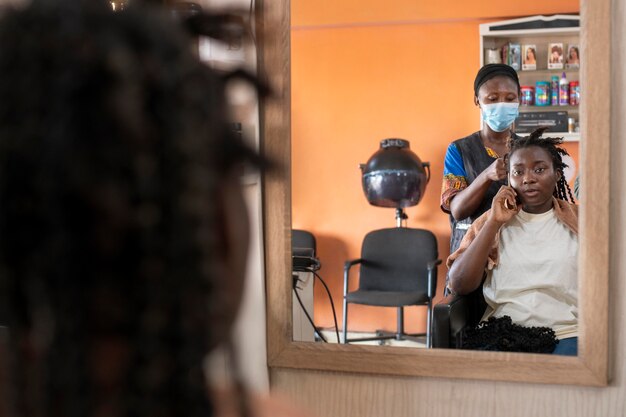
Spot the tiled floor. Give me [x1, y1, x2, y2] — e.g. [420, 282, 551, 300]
[319, 330, 426, 348]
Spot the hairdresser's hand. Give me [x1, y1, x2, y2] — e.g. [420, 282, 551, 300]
[489, 185, 520, 225]
[483, 158, 507, 182]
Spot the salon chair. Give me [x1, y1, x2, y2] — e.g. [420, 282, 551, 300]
[342, 227, 441, 347]
[292, 229, 317, 270]
[431, 286, 487, 348]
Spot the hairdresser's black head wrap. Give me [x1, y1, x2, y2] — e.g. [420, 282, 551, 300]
[473, 63, 520, 96]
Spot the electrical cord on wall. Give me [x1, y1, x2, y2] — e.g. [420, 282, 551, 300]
[292, 268, 341, 343]
[310, 269, 340, 343]
[292, 275, 328, 343]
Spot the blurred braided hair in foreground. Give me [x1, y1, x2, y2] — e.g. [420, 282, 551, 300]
[506, 127, 576, 203]
[0, 1, 265, 416]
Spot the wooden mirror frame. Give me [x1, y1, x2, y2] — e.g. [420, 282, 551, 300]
[258, 0, 609, 386]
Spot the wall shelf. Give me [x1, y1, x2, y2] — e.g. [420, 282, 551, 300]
[480, 15, 581, 142]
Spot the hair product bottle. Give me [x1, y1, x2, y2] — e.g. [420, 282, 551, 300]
[559, 72, 570, 106]
[551, 75, 560, 105]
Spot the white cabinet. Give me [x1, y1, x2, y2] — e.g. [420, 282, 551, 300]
[480, 15, 580, 142]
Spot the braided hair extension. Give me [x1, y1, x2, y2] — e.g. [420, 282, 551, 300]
[460, 316, 558, 353]
[506, 127, 576, 203]
[0, 1, 263, 416]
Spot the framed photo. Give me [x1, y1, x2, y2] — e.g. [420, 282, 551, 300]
[566, 44, 580, 68]
[508, 43, 521, 70]
[522, 44, 537, 70]
[548, 42, 564, 69]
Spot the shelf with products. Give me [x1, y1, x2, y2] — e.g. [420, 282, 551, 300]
[513, 130, 580, 143]
[516, 68, 579, 84]
[518, 104, 578, 112]
[480, 14, 581, 142]
[512, 132, 579, 143]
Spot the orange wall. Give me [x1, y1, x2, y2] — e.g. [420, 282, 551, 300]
[291, 1, 580, 334]
[293, 0, 579, 27]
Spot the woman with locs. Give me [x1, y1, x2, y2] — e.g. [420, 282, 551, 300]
[440, 64, 521, 293]
[447, 128, 578, 355]
[0, 2, 311, 417]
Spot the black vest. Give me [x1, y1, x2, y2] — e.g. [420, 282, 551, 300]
[448, 132, 508, 254]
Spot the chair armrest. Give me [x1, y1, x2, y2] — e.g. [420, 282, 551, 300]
[344, 258, 363, 271]
[432, 293, 473, 348]
[426, 259, 442, 299]
[343, 258, 363, 296]
[427, 259, 442, 271]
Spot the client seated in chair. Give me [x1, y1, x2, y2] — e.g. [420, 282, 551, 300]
[445, 128, 578, 355]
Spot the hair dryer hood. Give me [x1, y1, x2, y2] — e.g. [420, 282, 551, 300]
[360, 139, 430, 208]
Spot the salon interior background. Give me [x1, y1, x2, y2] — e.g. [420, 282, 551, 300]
[291, 0, 580, 335]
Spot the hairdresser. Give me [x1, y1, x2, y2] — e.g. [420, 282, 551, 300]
[440, 64, 521, 258]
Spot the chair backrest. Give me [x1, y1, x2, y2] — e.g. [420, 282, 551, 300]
[358, 227, 437, 293]
[292, 229, 316, 254]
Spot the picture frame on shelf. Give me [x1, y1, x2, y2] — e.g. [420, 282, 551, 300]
[548, 42, 564, 69]
[507, 42, 521, 70]
[522, 44, 537, 70]
[566, 44, 580, 69]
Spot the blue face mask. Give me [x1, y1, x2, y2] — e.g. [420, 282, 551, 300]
[480, 102, 519, 132]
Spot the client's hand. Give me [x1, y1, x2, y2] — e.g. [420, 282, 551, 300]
[489, 185, 520, 225]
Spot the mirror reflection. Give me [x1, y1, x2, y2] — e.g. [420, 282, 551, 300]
[290, 1, 581, 353]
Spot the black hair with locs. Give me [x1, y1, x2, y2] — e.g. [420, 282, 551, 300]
[505, 127, 576, 203]
[0, 1, 267, 416]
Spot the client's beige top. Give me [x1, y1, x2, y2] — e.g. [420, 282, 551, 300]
[447, 198, 579, 339]
[481, 208, 578, 339]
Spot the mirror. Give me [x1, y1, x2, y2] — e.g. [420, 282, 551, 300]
[290, 5, 582, 349]
[260, 0, 609, 385]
